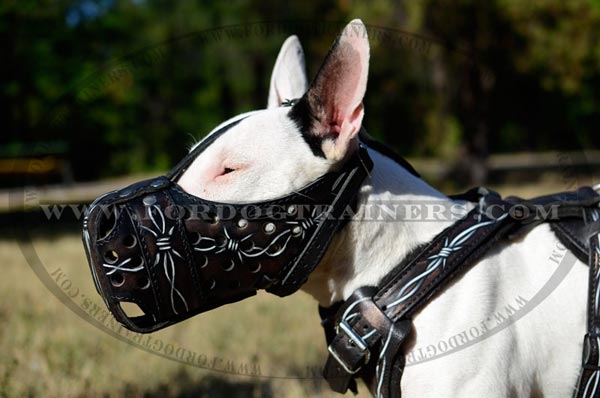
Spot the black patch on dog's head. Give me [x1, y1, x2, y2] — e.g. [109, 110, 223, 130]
[288, 96, 326, 158]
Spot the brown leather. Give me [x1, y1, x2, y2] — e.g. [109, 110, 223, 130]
[375, 194, 515, 322]
[323, 287, 411, 397]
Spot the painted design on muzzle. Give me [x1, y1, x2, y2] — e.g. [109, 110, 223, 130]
[82, 119, 373, 333]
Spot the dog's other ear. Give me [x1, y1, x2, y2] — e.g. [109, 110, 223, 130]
[267, 35, 308, 109]
[289, 19, 369, 162]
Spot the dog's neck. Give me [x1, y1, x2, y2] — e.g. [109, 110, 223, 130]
[301, 147, 459, 307]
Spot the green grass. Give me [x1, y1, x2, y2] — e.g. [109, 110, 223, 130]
[0, 233, 366, 398]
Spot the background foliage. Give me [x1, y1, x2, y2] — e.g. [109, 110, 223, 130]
[2, 0, 600, 184]
[2, 3, 600, 397]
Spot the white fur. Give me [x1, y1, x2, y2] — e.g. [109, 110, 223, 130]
[267, 35, 308, 108]
[178, 21, 588, 397]
[178, 107, 334, 203]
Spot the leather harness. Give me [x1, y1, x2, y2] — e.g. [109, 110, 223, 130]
[82, 107, 600, 397]
[319, 186, 600, 398]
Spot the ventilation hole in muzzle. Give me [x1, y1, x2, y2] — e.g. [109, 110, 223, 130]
[104, 250, 119, 264]
[97, 206, 118, 240]
[267, 244, 281, 255]
[122, 235, 137, 248]
[222, 260, 235, 272]
[131, 256, 145, 268]
[137, 276, 150, 290]
[249, 262, 261, 273]
[110, 273, 125, 287]
[198, 253, 208, 268]
[119, 301, 145, 318]
[205, 278, 216, 291]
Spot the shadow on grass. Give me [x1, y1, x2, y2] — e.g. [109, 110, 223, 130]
[1, 209, 81, 237]
[124, 370, 273, 398]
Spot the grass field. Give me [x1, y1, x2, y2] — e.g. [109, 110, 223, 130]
[0, 172, 597, 398]
[0, 233, 353, 398]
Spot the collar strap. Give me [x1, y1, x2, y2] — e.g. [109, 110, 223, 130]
[267, 143, 373, 297]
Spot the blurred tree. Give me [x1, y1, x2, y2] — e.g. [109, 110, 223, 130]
[1, 0, 599, 184]
[420, 0, 600, 183]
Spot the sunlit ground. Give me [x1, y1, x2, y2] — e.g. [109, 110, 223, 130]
[0, 234, 351, 398]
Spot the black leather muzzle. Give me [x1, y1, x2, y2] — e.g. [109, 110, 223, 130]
[82, 119, 373, 333]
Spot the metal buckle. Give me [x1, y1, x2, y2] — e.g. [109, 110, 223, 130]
[327, 320, 371, 374]
[582, 333, 600, 370]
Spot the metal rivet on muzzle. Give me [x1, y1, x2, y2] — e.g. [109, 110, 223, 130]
[143, 195, 156, 206]
[151, 179, 164, 188]
[264, 222, 276, 234]
[237, 219, 248, 229]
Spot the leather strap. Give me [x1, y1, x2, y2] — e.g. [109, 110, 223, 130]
[322, 190, 519, 397]
[575, 209, 600, 398]
[320, 188, 600, 398]
[267, 144, 374, 297]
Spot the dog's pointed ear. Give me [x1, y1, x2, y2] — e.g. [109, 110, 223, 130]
[289, 19, 369, 162]
[267, 35, 308, 109]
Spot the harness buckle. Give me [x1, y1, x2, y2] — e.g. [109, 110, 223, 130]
[327, 320, 371, 374]
[582, 333, 600, 370]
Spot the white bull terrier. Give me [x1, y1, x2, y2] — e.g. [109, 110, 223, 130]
[178, 19, 588, 398]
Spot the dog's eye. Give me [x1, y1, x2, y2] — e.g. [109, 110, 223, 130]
[215, 165, 239, 179]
